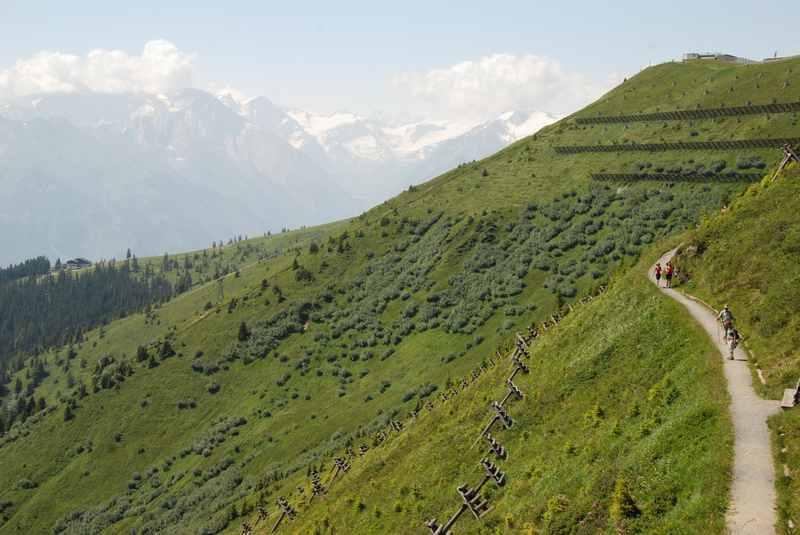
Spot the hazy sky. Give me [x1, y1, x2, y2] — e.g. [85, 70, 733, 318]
[1, 0, 798, 121]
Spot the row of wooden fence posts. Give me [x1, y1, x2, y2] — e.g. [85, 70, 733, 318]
[553, 138, 800, 155]
[247, 285, 606, 535]
[574, 101, 800, 125]
[241, 332, 505, 533]
[425, 285, 606, 534]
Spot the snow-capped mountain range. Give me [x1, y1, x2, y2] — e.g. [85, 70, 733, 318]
[237, 95, 555, 202]
[0, 89, 556, 264]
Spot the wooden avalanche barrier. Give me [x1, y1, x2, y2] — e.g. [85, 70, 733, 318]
[553, 137, 800, 154]
[245, 286, 608, 534]
[591, 172, 763, 183]
[574, 101, 800, 125]
[424, 285, 607, 534]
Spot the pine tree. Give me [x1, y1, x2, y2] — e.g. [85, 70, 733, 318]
[238, 321, 251, 342]
[63, 404, 74, 421]
[159, 340, 176, 360]
[126, 248, 132, 259]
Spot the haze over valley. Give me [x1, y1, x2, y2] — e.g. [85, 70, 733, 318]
[0, 70, 557, 265]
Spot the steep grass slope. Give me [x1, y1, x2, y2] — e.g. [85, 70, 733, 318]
[0, 56, 797, 534]
[677, 166, 800, 533]
[288, 249, 732, 534]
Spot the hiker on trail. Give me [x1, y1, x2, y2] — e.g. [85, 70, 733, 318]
[665, 262, 674, 288]
[654, 262, 662, 286]
[727, 327, 741, 360]
[717, 305, 734, 329]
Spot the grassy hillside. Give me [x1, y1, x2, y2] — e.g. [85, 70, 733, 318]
[288, 248, 733, 534]
[0, 56, 798, 534]
[676, 165, 800, 533]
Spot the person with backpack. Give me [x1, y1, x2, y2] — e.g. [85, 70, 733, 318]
[727, 327, 741, 360]
[654, 262, 662, 286]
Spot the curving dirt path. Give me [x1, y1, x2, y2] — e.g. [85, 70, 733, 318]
[651, 249, 781, 535]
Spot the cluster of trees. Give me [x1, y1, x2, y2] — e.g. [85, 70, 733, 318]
[0, 357, 49, 435]
[0, 259, 174, 367]
[0, 256, 50, 285]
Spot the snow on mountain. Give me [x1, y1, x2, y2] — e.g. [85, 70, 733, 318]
[275, 108, 554, 162]
[251, 106, 557, 202]
[287, 109, 363, 138]
[383, 120, 477, 157]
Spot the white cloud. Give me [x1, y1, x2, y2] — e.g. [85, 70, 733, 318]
[394, 53, 619, 120]
[0, 40, 196, 98]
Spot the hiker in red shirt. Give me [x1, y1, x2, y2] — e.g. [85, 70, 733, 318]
[654, 262, 662, 286]
[665, 262, 674, 288]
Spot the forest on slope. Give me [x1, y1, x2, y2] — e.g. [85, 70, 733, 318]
[0, 56, 798, 534]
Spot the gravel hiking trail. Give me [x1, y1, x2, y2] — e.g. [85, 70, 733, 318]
[651, 249, 781, 535]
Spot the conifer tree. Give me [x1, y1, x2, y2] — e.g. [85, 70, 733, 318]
[159, 340, 175, 360]
[238, 321, 251, 342]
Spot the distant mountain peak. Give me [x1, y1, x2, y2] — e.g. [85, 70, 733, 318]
[0, 88, 557, 263]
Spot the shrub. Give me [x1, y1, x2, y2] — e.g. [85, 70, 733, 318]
[736, 155, 765, 170]
[418, 384, 438, 399]
[610, 478, 641, 524]
[16, 479, 36, 490]
[207, 383, 221, 394]
[558, 285, 577, 298]
[708, 160, 728, 173]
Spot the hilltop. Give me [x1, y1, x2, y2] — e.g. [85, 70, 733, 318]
[0, 56, 799, 534]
